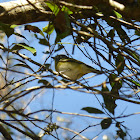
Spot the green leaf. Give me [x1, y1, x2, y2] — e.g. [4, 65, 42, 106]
[61, 6, 73, 14]
[115, 54, 125, 74]
[0, 22, 14, 37]
[113, 10, 122, 19]
[39, 39, 49, 46]
[109, 74, 117, 87]
[82, 107, 104, 114]
[11, 43, 36, 56]
[38, 79, 53, 87]
[111, 83, 120, 96]
[127, 49, 140, 63]
[25, 25, 40, 33]
[43, 22, 54, 35]
[46, 2, 60, 16]
[107, 29, 115, 39]
[135, 30, 140, 36]
[117, 129, 126, 139]
[101, 118, 112, 129]
[55, 12, 71, 43]
[10, 24, 19, 29]
[101, 85, 117, 114]
[128, 79, 140, 87]
[24, 25, 45, 37]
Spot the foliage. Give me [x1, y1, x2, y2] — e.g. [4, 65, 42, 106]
[0, 0, 140, 140]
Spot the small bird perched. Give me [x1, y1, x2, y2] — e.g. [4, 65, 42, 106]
[52, 55, 103, 80]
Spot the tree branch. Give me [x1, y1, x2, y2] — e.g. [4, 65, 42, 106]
[0, 124, 13, 140]
[0, 0, 140, 25]
[0, 0, 53, 24]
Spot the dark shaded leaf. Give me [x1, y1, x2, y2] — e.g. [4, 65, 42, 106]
[115, 54, 125, 74]
[111, 84, 119, 97]
[12, 58, 26, 64]
[135, 30, 140, 36]
[116, 26, 130, 43]
[14, 63, 34, 72]
[101, 84, 117, 114]
[101, 118, 112, 129]
[54, 11, 71, 43]
[39, 39, 49, 46]
[54, 44, 64, 52]
[25, 25, 40, 33]
[38, 79, 53, 87]
[38, 64, 51, 72]
[117, 129, 126, 139]
[109, 74, 117, 87]
[113, 81, 122, 91]
[14, 32, 28, 41]
[107, 29, 115, 39]
[43, 51, 50, 54]
[0, 22, 14, 37]
[105, 19, 130, 43]
[82, 107, 104, 114]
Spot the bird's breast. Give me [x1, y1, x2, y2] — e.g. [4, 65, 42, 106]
[56, 62, 93, 80]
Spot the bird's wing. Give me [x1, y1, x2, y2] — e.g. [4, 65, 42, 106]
[60, 58, 102, 74]
[59, 58, 85, 65]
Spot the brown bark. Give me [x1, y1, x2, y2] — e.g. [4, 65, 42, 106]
[0, 0, 140, 25]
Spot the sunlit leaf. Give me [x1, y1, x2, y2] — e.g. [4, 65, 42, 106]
[11, 43, 36, 56]
[46, 2, 59, 16]
[101, 118, 112, 129]
[127, 48, 140, 63]
[82, 107, 104, 114]
[10, 24, 19, 29]
[128, 79, 140, 87]
[114, 10, 122, 19]
[43, 22, 54, 35]
[61, 6, 73, 14]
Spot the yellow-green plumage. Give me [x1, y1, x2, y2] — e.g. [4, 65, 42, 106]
[53, 55, 102, 80]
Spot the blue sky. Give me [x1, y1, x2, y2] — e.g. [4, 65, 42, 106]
[0, 1, 140, 139]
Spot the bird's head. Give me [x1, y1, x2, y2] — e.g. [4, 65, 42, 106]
[52, 55, 69, 63]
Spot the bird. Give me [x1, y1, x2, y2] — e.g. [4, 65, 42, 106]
[52, 55, 103, 80]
